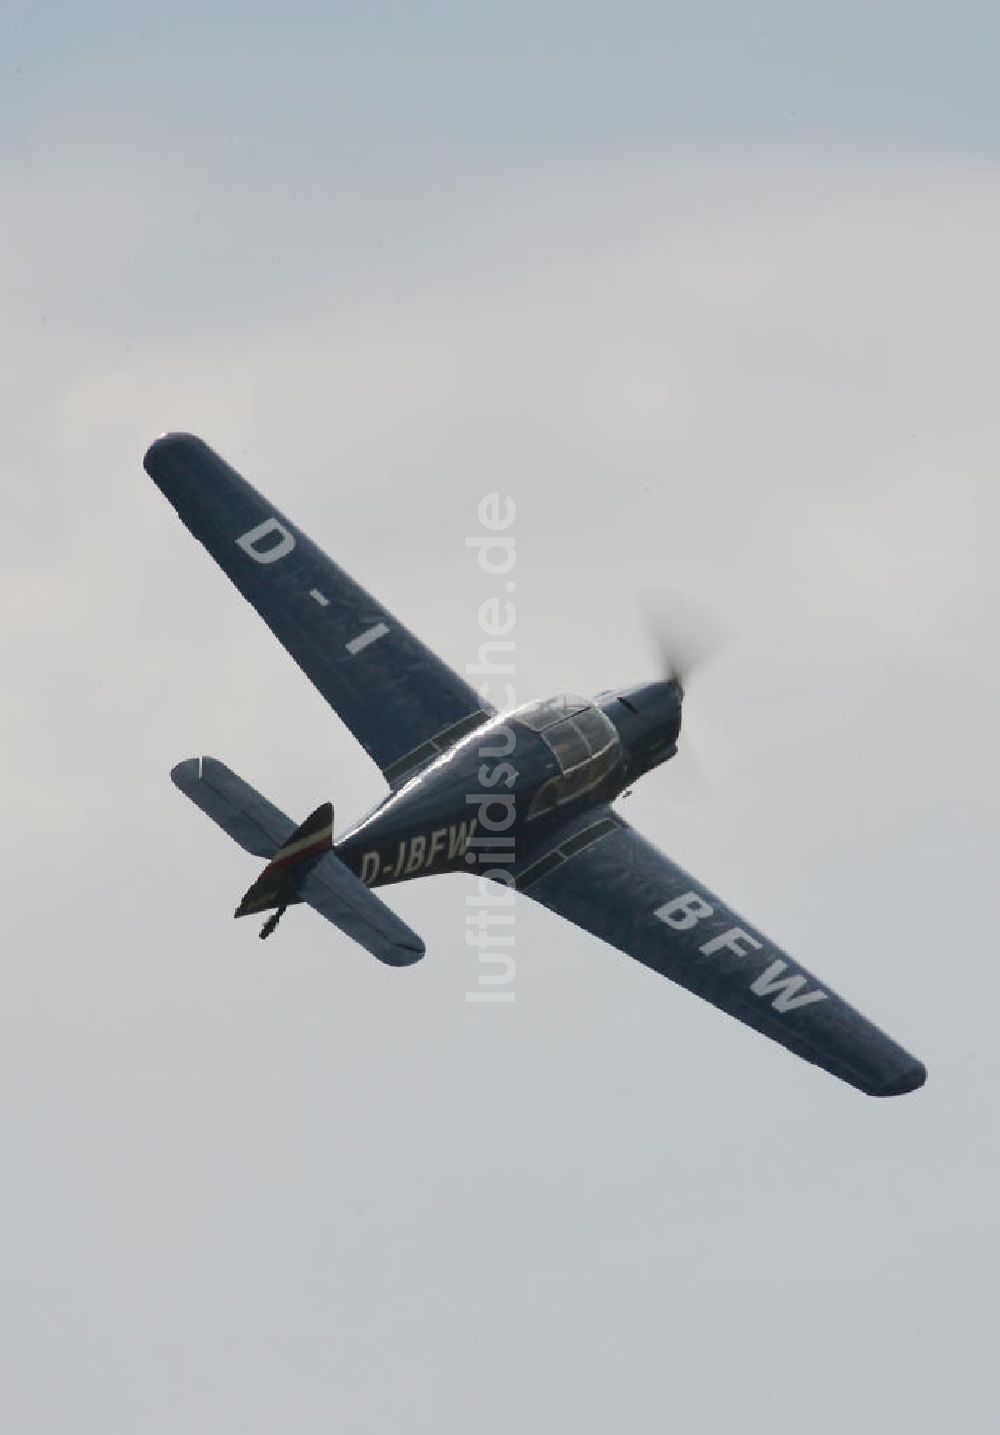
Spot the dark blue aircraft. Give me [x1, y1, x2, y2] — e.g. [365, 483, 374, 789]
[145, 433, 926, 1098]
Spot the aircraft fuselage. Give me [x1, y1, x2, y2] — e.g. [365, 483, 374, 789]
[336, 686, 682, 889]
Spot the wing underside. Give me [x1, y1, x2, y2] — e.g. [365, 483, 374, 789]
[513, 810, 925, 1097]
[145, 433, 491, 787]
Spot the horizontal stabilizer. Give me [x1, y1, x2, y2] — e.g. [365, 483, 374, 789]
[170, 756, 424, 965]
[298, 853, 425, 967]
[171, 757, 295, 857]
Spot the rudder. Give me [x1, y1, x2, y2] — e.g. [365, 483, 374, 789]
[235, 801, 334, 918]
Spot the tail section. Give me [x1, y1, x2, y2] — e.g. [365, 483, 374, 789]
[235, 801, 333, 918]
[170, 757, 424, 966]
[171, 756, 295, 856]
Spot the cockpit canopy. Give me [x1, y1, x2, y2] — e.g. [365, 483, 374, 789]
[513, 694, 621, 817]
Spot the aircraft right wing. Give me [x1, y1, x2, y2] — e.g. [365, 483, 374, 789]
[512, 809, 926, 1097]
[145, 433, 492, 788]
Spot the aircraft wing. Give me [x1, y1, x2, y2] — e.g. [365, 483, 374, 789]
[513, 809, 926, 1097]
[144, 433, 492, 787]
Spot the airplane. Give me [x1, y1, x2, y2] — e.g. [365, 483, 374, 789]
[144, 433, 927, 1098]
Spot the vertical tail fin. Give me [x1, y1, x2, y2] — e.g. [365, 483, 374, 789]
[235, 801, 333, 917]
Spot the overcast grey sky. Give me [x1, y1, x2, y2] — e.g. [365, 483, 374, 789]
[2, 4, 998, 1431]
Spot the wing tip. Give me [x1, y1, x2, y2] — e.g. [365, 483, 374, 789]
[170, 756, 201, 789]
[388, 941, 426, 966]
[171, 755, 227, 794]
[143, 431, 211, 477]
[871, 1059, 927, 1098]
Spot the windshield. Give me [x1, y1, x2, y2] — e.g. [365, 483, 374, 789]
[514, 694, 591, 735]
[514, 696, 621, 817]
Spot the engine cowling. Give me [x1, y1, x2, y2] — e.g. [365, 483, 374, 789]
[599, 680, 683, 783]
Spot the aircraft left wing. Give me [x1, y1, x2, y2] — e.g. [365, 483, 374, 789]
[144, 433, 491, 787]
[513, 809, 926, 1097]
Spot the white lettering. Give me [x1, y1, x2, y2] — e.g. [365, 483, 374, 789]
[477, 760, 518, 788]
[477, 682, 518, 711]
[466, 916, 516, 948]
[750, 959, 828, 1013]
[235, 517, 296, 564]
[478, 867, 516, 887]
[467, 640, 516, 675]
[405, 835, 427, 874]
[447, 819, 478, 859]
[466, 877, 516, 904]
[478, 598, 517, 636]
[477, 493, 516, 531]
[345, 622, 389, 656]
[467, 794, 516, 831]
[360, 851, 380, 886]
[477, 723, 517, 758]
[700, 926, 763, 959]
[654, 891, 714, 931]
[472, 950, 517, 983]
[466, 534, 516, 575]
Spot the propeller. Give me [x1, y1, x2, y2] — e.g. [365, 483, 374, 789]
[641, 590, 729, 694]
[641, 591, 730, 800]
